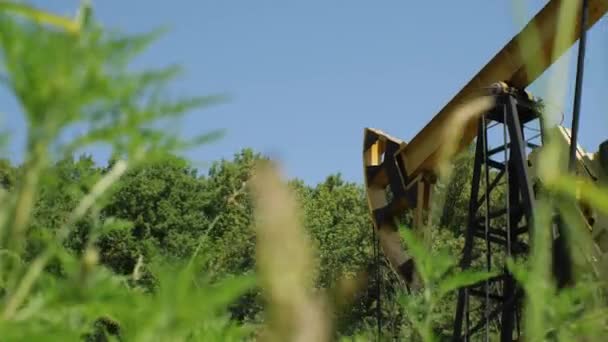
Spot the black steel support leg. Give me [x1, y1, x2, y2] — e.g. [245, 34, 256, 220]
[498, 97, 536, 342]
[553, 217, 574, 288]
[506, 97, 536, 219]
[453, 120, 486, 342]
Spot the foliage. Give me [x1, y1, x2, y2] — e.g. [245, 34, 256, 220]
[0, 2, 247, 340]
[437, 145, 474, 234]
[2, 1, 608, 342]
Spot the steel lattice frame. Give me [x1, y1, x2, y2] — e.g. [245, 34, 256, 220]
[452, 92, 542, 342]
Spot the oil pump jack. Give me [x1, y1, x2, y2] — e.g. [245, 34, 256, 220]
[363, 0, 608, 340]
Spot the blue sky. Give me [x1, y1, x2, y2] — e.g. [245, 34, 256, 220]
[2, 1, 608, 184]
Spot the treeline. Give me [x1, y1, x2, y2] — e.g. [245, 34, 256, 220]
[0, 147, 475, 339]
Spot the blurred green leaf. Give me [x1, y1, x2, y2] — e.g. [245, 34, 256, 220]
[438, 269, 497, 298]
[0, 1, 80, 33]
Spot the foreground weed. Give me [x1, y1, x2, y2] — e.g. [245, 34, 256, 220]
[0, 2, 249, 340]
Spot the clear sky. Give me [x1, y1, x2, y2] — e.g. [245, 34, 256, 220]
[3, 1, 608, 185]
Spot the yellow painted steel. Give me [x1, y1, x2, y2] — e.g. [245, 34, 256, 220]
[363, 0, 608, 286]
[402, 0, 608, 180]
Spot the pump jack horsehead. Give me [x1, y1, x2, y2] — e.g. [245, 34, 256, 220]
[363, 0, 608, 341]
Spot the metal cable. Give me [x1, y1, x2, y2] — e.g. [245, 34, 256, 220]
[569, 0, 589, 172]
[482, 115, 491, 342]
[504, 106, 512, 259]
[504, 100, 514, 340]
[373, 226, 381, 341]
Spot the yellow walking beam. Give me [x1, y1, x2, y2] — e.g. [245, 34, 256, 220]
[403, 0, 608, 180]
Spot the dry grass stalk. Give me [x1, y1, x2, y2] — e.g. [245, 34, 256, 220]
[436, 96, 496, 179]
[249, 160, 330, 342]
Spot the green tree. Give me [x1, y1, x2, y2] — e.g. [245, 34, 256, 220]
[101, 155, 208, 259]
[196, 149, 266, 323]
[438, 145, 475, 234]
[303, 174, 371, 287]
[200, 149, 263, 276]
